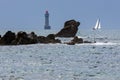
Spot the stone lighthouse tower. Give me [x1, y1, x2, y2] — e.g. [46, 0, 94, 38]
[44, 11, 51, 29]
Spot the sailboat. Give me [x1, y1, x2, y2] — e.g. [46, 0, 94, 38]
[93, 19, 101, 43]
[93, 19, 101, 30]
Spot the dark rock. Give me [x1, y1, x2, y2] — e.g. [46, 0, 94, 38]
[47, 34, 55, 40]
[11, 39, 18, 45]
[65, 36, 83, 45]
[66, 41, 75, 45]
[18, 37, 31, 44]
[16, 31, 27, 40]
[46, 34, 61, 43]
[0, 35, 1, 44]
[15, 31, 38, 45]
[15, 31, 29, 44]
[55, 20, 80, 37]
[72, 36, 83, 43]
[84, 41, 92, 43]
[0, 39, 4, 45]
[1, 31, 16, 45]
[0, 31, 61, 45]
[47, 38, 61, 43]
[37, 36, 48, 43]
[37, 34, 61, 44]
[28, 32, 37, 39]
[54, 39, 61, 43]
[28, 32, 38, 44]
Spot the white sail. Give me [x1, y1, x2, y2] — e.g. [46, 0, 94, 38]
[93, 19, 101, 30]
[98, 21, 101, 29]
[93, 19, 101, 43]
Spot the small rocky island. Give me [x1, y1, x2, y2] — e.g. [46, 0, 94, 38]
[0, 31, 61, 45]
[0, 20, 91, 45]
[55, 20, 80, 37]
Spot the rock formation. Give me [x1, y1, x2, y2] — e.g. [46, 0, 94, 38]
[13, 31, 38, 45]
[66, 36, 93, 45]
[71, 36, 83, 43]
[0, 19, 84, 45]
[0, 31, 16, 45]
[55, 20, 80, 37]
[83, 41, 92, 43]
[38, 34, 61, 44]
[65, 36, 83, 45]
[0, 31, 61, 45]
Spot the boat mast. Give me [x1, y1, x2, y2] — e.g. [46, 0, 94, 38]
[93, 19, 100, 43]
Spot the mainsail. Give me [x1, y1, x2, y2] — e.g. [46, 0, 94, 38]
[93, 19, 101, 30]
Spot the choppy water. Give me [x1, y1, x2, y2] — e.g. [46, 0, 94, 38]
[0, 29, 120, 80]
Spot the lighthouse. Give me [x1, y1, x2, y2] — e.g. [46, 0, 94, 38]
[44, 11, 51, 29]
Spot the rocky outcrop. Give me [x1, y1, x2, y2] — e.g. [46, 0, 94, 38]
[27, 32, 38, 44]
[72, 36, 83, 43]
[0, 19, 84, 45]
[46, 34, 61, 43]
[0, 31, 61, 45]
[13, 31, 38, 45]
[65, 36, 83, 45]
[55, 20, 80, 37]
[38, 34, 61, 44]
[0, 31, 16, 45]
[65, 36, 92, 45]
[83, 41, 92, 43]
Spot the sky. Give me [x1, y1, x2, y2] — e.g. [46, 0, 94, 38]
[0, 0, 120, 30]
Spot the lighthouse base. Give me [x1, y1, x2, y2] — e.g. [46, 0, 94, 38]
[44, 26, 51, 29]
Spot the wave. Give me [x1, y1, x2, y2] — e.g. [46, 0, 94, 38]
[76, 42, 119, 46]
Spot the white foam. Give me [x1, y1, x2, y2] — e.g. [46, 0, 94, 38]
[92, 42, 118, 45]
[76, 42, 119, 46]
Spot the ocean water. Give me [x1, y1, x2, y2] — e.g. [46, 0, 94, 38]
[0, 29, 120, 80]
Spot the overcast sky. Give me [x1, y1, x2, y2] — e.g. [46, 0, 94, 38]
[0, 0, 119, 30]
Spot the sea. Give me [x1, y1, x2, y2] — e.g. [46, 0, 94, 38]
[0, 29, 120, 80]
